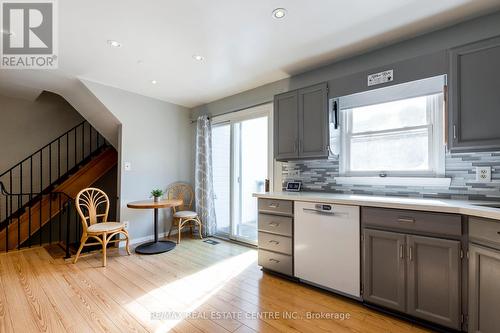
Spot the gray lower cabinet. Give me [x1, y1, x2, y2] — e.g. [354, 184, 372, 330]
[257, 199, 294, 276]
[468, 216, 500, 333]
[468, 244, 500, 333]
[363, 229, 406, 312]
[363, 228, 461, 329]
[449, 36, 500, 152]
[407, 235, 461, 329]
[274, 82, 329, 161]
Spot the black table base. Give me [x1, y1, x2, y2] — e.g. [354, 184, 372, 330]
[135, 240, 176, 254]
[135, 206, 176, 254]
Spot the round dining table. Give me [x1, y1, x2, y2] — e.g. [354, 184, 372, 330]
[127, 199, 183, 254]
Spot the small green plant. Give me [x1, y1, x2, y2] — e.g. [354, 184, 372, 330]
[150, 189, 164, 198]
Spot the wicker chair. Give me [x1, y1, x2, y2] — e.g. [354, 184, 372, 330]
[73, 188, 130, 266]
[167, 183, 203, 243]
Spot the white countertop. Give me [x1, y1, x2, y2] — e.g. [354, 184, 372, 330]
[253, 191, 500, 221]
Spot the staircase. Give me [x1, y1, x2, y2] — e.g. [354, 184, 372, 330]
[0, 121, 117, 255]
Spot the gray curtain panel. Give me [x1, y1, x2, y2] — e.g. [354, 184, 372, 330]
[195, 115, 217, 236]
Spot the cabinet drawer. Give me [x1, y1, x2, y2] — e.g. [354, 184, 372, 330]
[258, 214, 292, 236]
[469, 217, 500, 248]
[258, 232, 292, 255]
[258, 249, 293, 276]
[258, 199, 293, 216]
[362, 207, 462, 237]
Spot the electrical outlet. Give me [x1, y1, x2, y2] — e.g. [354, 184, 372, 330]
[476, 166, 492, 182]
[123, 221, 129, 230]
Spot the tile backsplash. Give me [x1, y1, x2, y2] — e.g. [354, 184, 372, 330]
[282, 151, 500, 201]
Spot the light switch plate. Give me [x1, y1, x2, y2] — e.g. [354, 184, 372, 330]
[124, 162, 132, 171]
[476, 166, 491, 182]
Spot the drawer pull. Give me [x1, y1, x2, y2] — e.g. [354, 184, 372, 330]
[397, 217, 415, 223]
[269, 258, 280, 263]
[269, 203, 280, 208]
[268, 222, 280, 227]
[269, 240, 280, 245]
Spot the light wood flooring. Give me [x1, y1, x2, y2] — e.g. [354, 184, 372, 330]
[0, 237, 432, 333]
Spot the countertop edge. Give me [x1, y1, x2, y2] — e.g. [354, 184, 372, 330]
[253, 192, 500, 221]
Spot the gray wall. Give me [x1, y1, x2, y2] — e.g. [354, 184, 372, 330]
[0, 91, 84, 172]
[191, 10, 500, 118]
[82, 81, 194, 243]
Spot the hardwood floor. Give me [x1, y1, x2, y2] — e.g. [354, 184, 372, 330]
[0, 238, 431, 333]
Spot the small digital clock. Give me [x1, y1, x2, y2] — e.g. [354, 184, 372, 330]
[286, 181, 302, 192]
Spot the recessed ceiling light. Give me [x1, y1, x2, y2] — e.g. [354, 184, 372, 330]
[107, 40, 122, 48]
[151, 80, 157, 85]
[272, 8, 287, 19]
[192, 54, 204, 61]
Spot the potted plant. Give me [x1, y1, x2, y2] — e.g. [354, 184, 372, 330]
[150, 189, 164, 202]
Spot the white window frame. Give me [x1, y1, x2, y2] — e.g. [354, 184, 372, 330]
[212, 103, 273, 245]
[336, 76, 448, 185]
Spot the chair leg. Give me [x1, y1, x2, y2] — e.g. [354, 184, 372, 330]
[102, 233, 107, 267]
[178, 218, 183, 244]
[73, 234, 87, 264]
[123, 230, 131, 255]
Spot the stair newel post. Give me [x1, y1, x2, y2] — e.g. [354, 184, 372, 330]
[8, 171, 12, 252]
[58, 195, 62, 242]
[74, 127, 77, 167]
[65, 198, 71, 259]
[29, 156, 33, 248]
[66, 132, 69, 175]
[18, 164, 22, 250]
[39, 149, 43, 246]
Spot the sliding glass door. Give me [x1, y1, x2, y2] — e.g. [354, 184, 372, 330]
[212, 105, 271, 244]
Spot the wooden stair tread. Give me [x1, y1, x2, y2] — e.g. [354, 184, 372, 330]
[0, 148, 117, 251]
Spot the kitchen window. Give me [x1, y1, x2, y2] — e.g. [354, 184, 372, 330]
[334, 75, 447, 183]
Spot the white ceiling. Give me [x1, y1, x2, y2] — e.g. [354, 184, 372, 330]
[3, 0, 500, 108]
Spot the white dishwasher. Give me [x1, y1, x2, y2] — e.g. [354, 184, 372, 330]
[294, 201, 360, 299]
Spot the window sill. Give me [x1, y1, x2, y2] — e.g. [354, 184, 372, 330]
[335, 176, 452, 187]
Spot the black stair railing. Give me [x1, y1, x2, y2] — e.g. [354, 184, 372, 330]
[0, 120, 108, 254]
[0, 182, 77, 258]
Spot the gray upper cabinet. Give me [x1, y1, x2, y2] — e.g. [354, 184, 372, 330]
[274, 91, 299, 160]
[274, 82, 329, 161]
[406, 235, 461, 330]
[469, 244, 500, 333]
[449, 36, 500, 152]
[363, 229, 406, 313]
[298, 83, 329, 159]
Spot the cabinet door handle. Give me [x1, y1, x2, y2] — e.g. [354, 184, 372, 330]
[269, 240, 280, 245]
[268, 222, 280, 227]
[269, 258, 280, 263]
[397, 217, 415, 223]
[408, 246, 413, 261]
[269, 203, 279, 208]
[399, 244, 404, 259]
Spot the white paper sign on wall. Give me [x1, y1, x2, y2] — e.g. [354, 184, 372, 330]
[367, 69, 394, 87]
